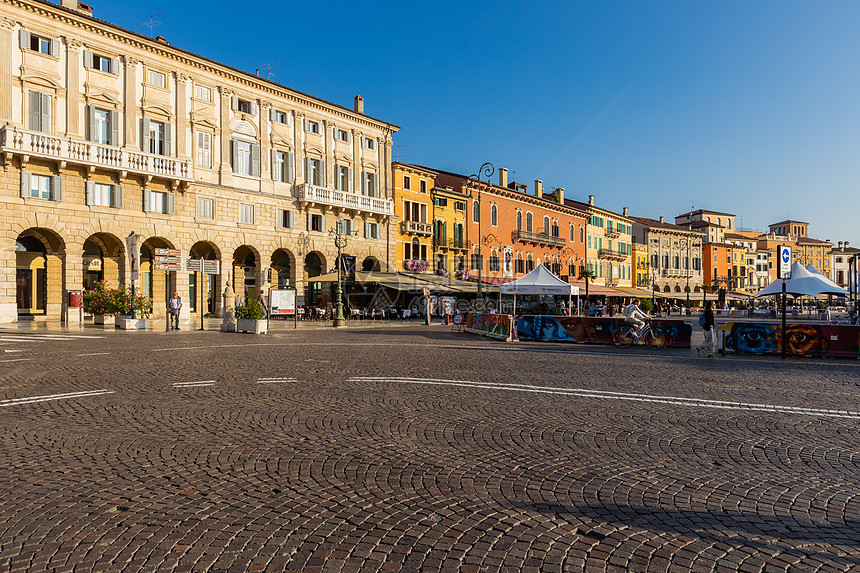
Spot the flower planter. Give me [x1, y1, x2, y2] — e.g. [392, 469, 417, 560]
[236, 318, 267, 334]
[115, 316, 147, 330]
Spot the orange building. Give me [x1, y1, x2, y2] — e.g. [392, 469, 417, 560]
[703, 243, 737, 289]
[426, 166, 588, 282]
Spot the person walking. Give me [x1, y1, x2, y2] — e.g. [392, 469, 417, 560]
[168, 291, 182, 330]
[696, 300, 716, 358]
[257, 291, 268, 319]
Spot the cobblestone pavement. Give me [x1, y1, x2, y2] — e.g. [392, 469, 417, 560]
[2, 324, 860, 572]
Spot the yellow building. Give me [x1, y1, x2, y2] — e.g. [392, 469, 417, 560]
[392, 163, 434, 273]
[429, 185, 469, 277]
[633, 241, 650, 288]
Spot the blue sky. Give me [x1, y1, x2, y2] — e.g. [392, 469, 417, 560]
[98, 0, 859, 244]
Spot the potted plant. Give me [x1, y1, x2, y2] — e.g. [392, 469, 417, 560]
[82, 280, 117, 324]
[113, 285, 152, 330]
[235, 297, 267, 334]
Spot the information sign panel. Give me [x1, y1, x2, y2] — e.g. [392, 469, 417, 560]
[184, 259, 202, 272]
[203, 260, 221, 275]
[270, 289, 296, 315]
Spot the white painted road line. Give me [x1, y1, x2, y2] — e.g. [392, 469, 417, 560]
[0, 358, 32, 363]
[348, 377, 860, 420]
[0, 389, 114, 407]
[256, 378, 297, 384]
[4, 349, 25, 353]
[173, 380, 216, 388]
[78, 352, 110, 357]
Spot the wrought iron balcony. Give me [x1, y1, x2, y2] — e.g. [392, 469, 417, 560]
[604, 228, 620, 238]
[402, 220, 433, 236]
[597, 248, 627, 260]
[296, 183, 394, 217]
[512, 230, 566, 247]
[433, 238, 469, 250]
[1, 126, 192, 183]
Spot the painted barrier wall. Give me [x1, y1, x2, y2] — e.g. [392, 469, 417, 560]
[723, 322, 860, 358]
[466, 313, 693, 347]
[465, 313, 515, 342]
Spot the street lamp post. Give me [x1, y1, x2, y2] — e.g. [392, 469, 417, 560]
[468, 162, 494, 301]
[329, 217, 354, 328]
[681, 238, 691, 308]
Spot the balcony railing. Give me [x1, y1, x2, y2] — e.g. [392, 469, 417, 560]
[606, 278, 620, 286]
[402, 220, 433, 236]
[512, 230, 566, 247]
[1, 126, 192, 182]
[433, 238, 469, 250]
[597, 248, 627, 260]
[296, 183, 394, 217]
[661, 269, 694, 278]
[604, 228, 620, 238]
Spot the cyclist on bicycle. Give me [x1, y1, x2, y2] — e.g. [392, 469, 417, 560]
[624, 298, 650, 337]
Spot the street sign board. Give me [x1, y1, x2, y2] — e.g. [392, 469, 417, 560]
[270, 289, 296, 315]
[154, 263, 182, 271]
[154, 248, 181, 258]
[184, 259, 202, 272]
[203, 260, 220, 275]
[778, 245, 792, 280]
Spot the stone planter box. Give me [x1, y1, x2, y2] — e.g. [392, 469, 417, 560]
[115, 316, 147, 330]
[236, 318, 267, 334]
[93, 314, 113, 325]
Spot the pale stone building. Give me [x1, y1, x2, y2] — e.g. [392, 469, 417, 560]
[1, 0, 398, 323]
[630, 216, 704, 300]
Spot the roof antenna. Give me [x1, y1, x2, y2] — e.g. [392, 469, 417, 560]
[259, 63, 279, 80]
[143, 14, 163, 38]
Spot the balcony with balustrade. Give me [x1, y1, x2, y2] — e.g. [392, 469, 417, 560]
[597, 248, 626, 260]
[296, 183, 394, 217]
[401, 220, 433, 236]
[512, 230, 566, 248]
[1, 126, 192, 185]
[661, 268, 694, 278]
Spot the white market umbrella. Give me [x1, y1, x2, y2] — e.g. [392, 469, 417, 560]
[805, 264, 845, 292]
[757, 262, 848, 297]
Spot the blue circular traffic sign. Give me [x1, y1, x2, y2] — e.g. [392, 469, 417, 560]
[781, 248, 790, 263]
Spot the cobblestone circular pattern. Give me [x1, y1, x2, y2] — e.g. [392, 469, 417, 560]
[2, 326, 860, 571]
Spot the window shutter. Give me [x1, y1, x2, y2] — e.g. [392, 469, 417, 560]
[307, 212, 313, 231]
[271, 149, 277, 180]
[372, 173, 378, 197]
[143, 189, 151, 212]
[19, 30, 30, 50]
[28, 91, 40, 131]
[230, 139, 239, 173]
[319, 160, 326, 186]
[110, 58, 120, 75]
[163, 122, 173, 156]
[112, 185, 123, 209]
[83, 50, 93, 69]
[347, 167, 353, 192]
[304, 118, 309, 131]
[250, 102, 258, 116]
[50, 176, 62, 202]
[230, 96, 238, 111]
[250, 144, 260, 177]
[50, 39, 60, 57]
[286, 152, 294, 183]
[40, 94, 51, 133]
[87, 105, 95, 142]
[269, 107, 275, 122]
[109, 110, 119, 145]
[365, 222, 371, 238]
[277, 208, 284, 227]
[286, 210, 294, 228]
[165, 192, 175, 215]
[86, 181, 95, 205]
[20, 172, 30, 199]
[305, 158, 311, 184]
[141, 118, 150, 151]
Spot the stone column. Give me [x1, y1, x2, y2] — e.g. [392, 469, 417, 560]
[259, 100, 271, 180]
[294, 111, 304, 184]
[65, 38, 84, 137]
[218, 87, 233, 181]
[0, 18, 15, 123]
[0, 235, 16, 323]
[175, 72, 189, 158]
[123, 56, 140, 148]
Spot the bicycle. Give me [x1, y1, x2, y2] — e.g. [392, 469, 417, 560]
[613, 321, 666, 349]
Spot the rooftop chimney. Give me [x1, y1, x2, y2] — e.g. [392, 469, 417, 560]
[534, 179, 543, 197]
[588, 195, 595, 206]
[354, 95, 364, 114]
[838, 241, 844, 249]
[555, 187, 565, 203]
[623, 207, 628, 217]
[64, 0, 93, 14]
[659, 216, 664, 224]
[155, 35, 168, 45]
[499, 168, 508, 188]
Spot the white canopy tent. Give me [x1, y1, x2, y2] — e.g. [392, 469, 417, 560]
[805, 264, 845, 292]
[757, 262, 848, 297]
[499, 264, 580, 314]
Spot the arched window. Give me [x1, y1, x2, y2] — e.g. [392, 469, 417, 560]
[651, 254, 658, 269]
[674, 255, 680, 269]
[662, 254, 669, 268]
[570, 224, 575, 242]
[526, 213, 533, 232]
[526, 253, 535, 272]
[490, 204, 498, 226]
[552, 219, 559, 238]
[580, 226, 585, 243]
[516, 211, 522, 231]
[473, 201, 480, 223]
[727, 219, 732, 229]
[717, 217, 721, 226]
[543, 216, 550, 234]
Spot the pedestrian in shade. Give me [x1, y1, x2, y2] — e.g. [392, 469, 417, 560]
[696, 300, 716, 358]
